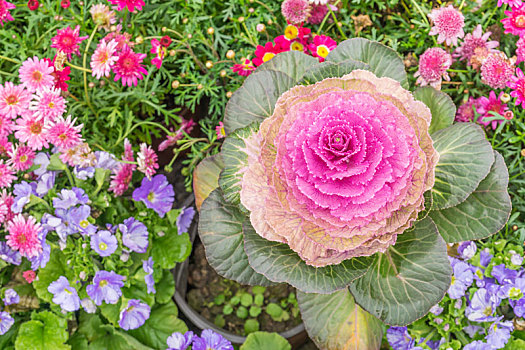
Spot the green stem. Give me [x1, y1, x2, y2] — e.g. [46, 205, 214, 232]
[0, 55, 19, 64]
[0, 70, 15, 77]
[329, 6, 347, 39]
[317, 4, 332, 35]
[66, 61, 92, 73]
[458, 0, 466, 11]
[448, 69, 469, 73]
[82, 25, 99, 114]
[64, 167, 76, 187]
[114, 121, 172, 147]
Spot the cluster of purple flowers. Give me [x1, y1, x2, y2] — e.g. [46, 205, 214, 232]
[167, 329, 233, 350]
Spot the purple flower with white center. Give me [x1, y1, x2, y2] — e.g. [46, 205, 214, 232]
[12, 181, 36, 213]
[512, 298, 525, 317]
[457, 241, 476, 260]
[463, 324, 485, 338]
[81, 298, 97, 313]
[143, 257, 155, 294]
[118, 299, 151, 330]
[447, 257, 474, 299]
[486, 318, 513, 349]
[53, 187, 89, 210]
[119, 217, 148, 253]
[192, 329, 233, 350]
[511, 253, 524, 266]
[29, 229, 51, 270]
[0, 242, 21, 265]
[91, 230, 118, 257]
[70, 205, 96, 235]
[48, 276, 81, 312]
[3, 289, 19, 305]
[132, 174, 174, 218]
[0, 311, 14, 335]
[429, 304, 444, 316]
[466, 288, 500, 322]
[86, 270, 125, 305]
[480, 248, 493, 267]
[95, 151, 119, 170]
[177, 206, 195, 235]
[33, 152, 50, 177]
[387, 327, 415, 350]
[44, 210, 76, 241]
[464, 341, 488, 350]
[74, 166, 95, 180]
[491, 264, 517, 285]
[167, 331, 195, 350]
[36, 172, 55, 197]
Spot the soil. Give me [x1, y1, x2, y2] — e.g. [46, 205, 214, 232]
[186, 242, 303, 336]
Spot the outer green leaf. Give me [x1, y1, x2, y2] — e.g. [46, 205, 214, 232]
[430, 151, 511, 243]
[33, 249, 70, 303]
[90, 325, 152, 350]
[15, 311, 70, 350]
[413, 86, 456, 135]
[193, 154, 224, 211]
[224, 70, 295, 133]
[507, 339, 525, 350]
[297, 289, 382, 350]
[431, 123, 494, 210]
[77, 313, 104, 343]
[257, 50, 319, 82]
[240, 332, 291, 350]
[151, 231, 191, 269]
[243, 221, 371, 294]
[67, 334, 88, 350]
[99, 300, 121, 326]
[155, 269, 175, 304]
[198, 188, 274, 286]
[326, 38, 408, 88]
[350, 217, 451, 325]
[219, 122, 259, 206]
[299, 59, 370, 85]
[417, 191, 433, 222]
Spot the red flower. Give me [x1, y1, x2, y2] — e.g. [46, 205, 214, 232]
[23, 270, 36, 283]
[27, 0, 38, 11]
[44, 58, 71, 92]
[308, 35, 337, 62]
[160, 35, 172, 47]
[232, 59, 256, 77]
[253, 39, 290, 66]
[60, 0, 70, 8]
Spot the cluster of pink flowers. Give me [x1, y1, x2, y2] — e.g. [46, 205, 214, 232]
[456, 91, 513, 130]
[281, 0, 331, 25]
[0, 0, 15, 26]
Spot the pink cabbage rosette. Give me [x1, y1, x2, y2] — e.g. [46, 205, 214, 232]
[239, 70, 439, 267]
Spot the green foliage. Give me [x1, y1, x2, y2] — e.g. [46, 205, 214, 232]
[240, 332, 291, 350]
[15, 311, 70, 350]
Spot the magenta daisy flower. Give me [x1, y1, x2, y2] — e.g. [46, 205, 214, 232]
[0, 190, 14, 222]
[30, 87, 67, 121]
[481, 51, 515, 89]
[18, 57, 55, 93]
[0, 83, 32, 118]
[231, 59, 256, 77]
[51, 26, 88, 60]
[0, 136, 12, 156]
[13, 113, 48, 150]
[456, 97, 482, 123]
[0, 161, 15, 188]
[454, 25, 499, 65]
[0, 0, 15, 26]
[150, 39, 167, 69]
[45, 115, 83, 151]
[508, 67, 525, 107]
[6, 214, 42, 258]
[113, 46, 148, 87]
[414, 47, 452, 89]
[91, 39, 118, 79]
[108, 0, 145, 12]
[502, 5, 525, 36]
[498, 0, 524, 8]
[137, 143, 158, 179]
[8, 144, 35, 171]
[477, 91, 509, 130]
[0, 113, 14, 137]
[517, 37, 525, 64]
[308, 35, 337, 62]
[428, 5, 465, 46]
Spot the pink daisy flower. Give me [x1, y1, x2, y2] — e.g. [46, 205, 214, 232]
[481, 51, 515, 89]
[8, 144, 36, 171]
[308, 35, 337, 62]
[231, 59, 256, 77]
[109, 140, 136, 196]
[30, 87, 67, 121]
[0, 136, 12, 156]
[113, 46, 148, 87]
[502, 5, 525, 36]
[108, 0, 145, 12]
[13, 113, 48, 150]
[454, 25, 499, 65]
[0, 0, 15, 26]
[137, 143, 158, 179]
[44, 58, 72, 92]
[0, 190, 14, 223]
[498, 0, 524, 8]
[508, 67, 525, 107]
[517, 37, 525, 64]
[0, 161, 15, 188]
[281, 0, 310, 24]
[150, 39, 167, 69]
[45, 115, 83, 151]
[216, 121, 226, 139]
[158, 118, 195, 152]
[308, 4, 329, 25]
[91, 39, 118, 79]
[18, 57, 55, 93]
[0, 83, 32, 118]
[428, 5, 465, 46]
[59, 142, 96, 168]
[0, 201, 7, 224]
[455, 97, 482, 123]
[51, 25, 88, 60]
[414, 47, 452, 89]
[477, 91, 509, 130]
[0, 113, 14, 137]
[6, 214, 42, 258]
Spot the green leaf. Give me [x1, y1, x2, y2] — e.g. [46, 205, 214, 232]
[243, 220, 371, 294]
[219, 122, 259, 207]
[297, 289, 382, 350]
[193, 154, 224, 212]
[198, 188, 274, 286]
[15, 311, 70, 350]
[155, 269, 175, 304]
[326, 38, 408, 88]
[223, 70, 296, 134]
[507, 338, 525, 350]
[240, 332, 291, 350]
[349, 217, 451, 325]
[99, 300, 121, 326]
[33, 249, 70, 303]
[417, 191, 433, 222]
[257, 50, 319, 82]
[413, 86, 456, 135]
[431, 123, 494, 210]
[77, 313, 104, 343]
[128, 301, 187, 349]
[429, 151, 511, 243]
[90, 325, 152, 350]
[244, 319, 260, 334]
[299, 59, 370, 85]
[151, 231, 192, 269]
[47, 153, 67, 171]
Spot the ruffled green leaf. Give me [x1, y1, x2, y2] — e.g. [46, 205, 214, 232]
[193, 154, 224, 211]
[90, 325, 152, 350]
[299, 59, 370, 85]
[15, 311, 70, 350]
[414, 86, 456, 135]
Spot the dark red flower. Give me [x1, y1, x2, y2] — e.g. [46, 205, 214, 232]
[61, 0, 70, 8]
[27, 0, 39, 11]
[160, 35, 172, 47]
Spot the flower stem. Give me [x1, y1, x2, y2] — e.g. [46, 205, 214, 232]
[65, 61, 92, 73]
[448, 69, 469, 73]
[82, 25, 99, 114]
[0, 55, 20, 64]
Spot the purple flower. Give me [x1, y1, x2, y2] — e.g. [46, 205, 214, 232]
[511, 253, 524, 266]
[466, 288, 500, 322]
[91, 230, 118, 257]
[463, 324, 485, 338]
[36, 172, 55, 197]
[74, 166, 95, 180]
[491, 264, 517, 285]
[464, 341, 488, 350]
[81, 298, 97, 313]
[167, 331, 195, 350]
[12, 181, 36, 213]
[3, 289, 19, 305]
[48, 276, 81, 312]
[457, 241, 476, 260]
[33, 152, 50, 177]
[177, 206, 195, 235]
[86, 270, 125, 305]
[447, 258, 474, 299]
[118, 299, 150, 330]
[95, 151, 119, 170]
[69, 205, 96, 235]
[486, 318, 513, 349]
[119, 217, 148, 253]
[0, 311, 14, 335]
[53, 187, 88, 210]
[512, 298, 525, 317]
[0, 242, 21, 265]
[429, 304, 443, 316]
[386, 327, 415, 350]
[132, 174, 174, 218]
[480, 248, 493, 267]
[143, 257, 155, 294]
[29, 229, 50, 270]
[192, 329, 233, 350]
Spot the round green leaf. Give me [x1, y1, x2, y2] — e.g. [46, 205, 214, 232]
[257, 50, 319, 82]
[349, 217, 452, 326]
[243, 220, 372, 294]
[326, 38, 408, 88]
[151, 231, 192, 269]
[430, 151, 511, 243]
[240, 332, 291, 350]
[15, 311, 70, 350]
[431, 123, 494, 210]
[198, 188, 274, 286]
[193, 154, 224, 211]
[413, 86, 456, 135]
[297, 289, 382, 350]
[299, 59, 370, 85]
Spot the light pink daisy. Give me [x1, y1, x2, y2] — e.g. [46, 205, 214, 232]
[428, 5, 465, 46]
[113, 46, 148, 87]
[109, 139, 136, 196]
[281, 0, 310, 24]
[0, 136, 12, 156]
[45, 115, 83, 151]
[508, 67, 525, 107]
[91, 39, 118, 79]
[502, 5, 525, 36]
[108, 0, 145, 12]
[6, 214, 42, 258]
[137, 143, 158, 179]
[477, 91, 509, 130]
[51, 25, 88, 60]
[30, 87, 67, 121]
[0, 161, 15, 188]
[0, 0, 15, 27]
[517, 37, 525, 64]
[498, 0, 524, 8]
[0, 190, 14, 223]
[0, 201, 7, 224]
[18, 57, 55, 93]
[0, 83, 32, 118]
[13, 113, 48, 150]
[454, 25, 499, 65]
[8, 144, 35, 171]
[59, 142, 96, 167]
[414, 47, 452, 89]
[0, 113, 14, 137]
[481, 51, 515, 89]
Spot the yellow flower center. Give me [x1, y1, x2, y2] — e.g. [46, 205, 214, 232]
[32, 71, 43, 82]
[48, 102, 55, 109]
[284, 25, 299, 40]
[64, 288, 72, 295]
[99, 242, 107, 251]
[316, 45, 330, 58]
[6, 95, 18, 105]
[516, 15, 525, 28]
[147, 191, 155, 202]
[99, 280, 108, 287]
[20, 155, 28, 163]
[291, 42, 304, 51]
[262, 52, 275, 63]
[80, 220, 89, 229]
